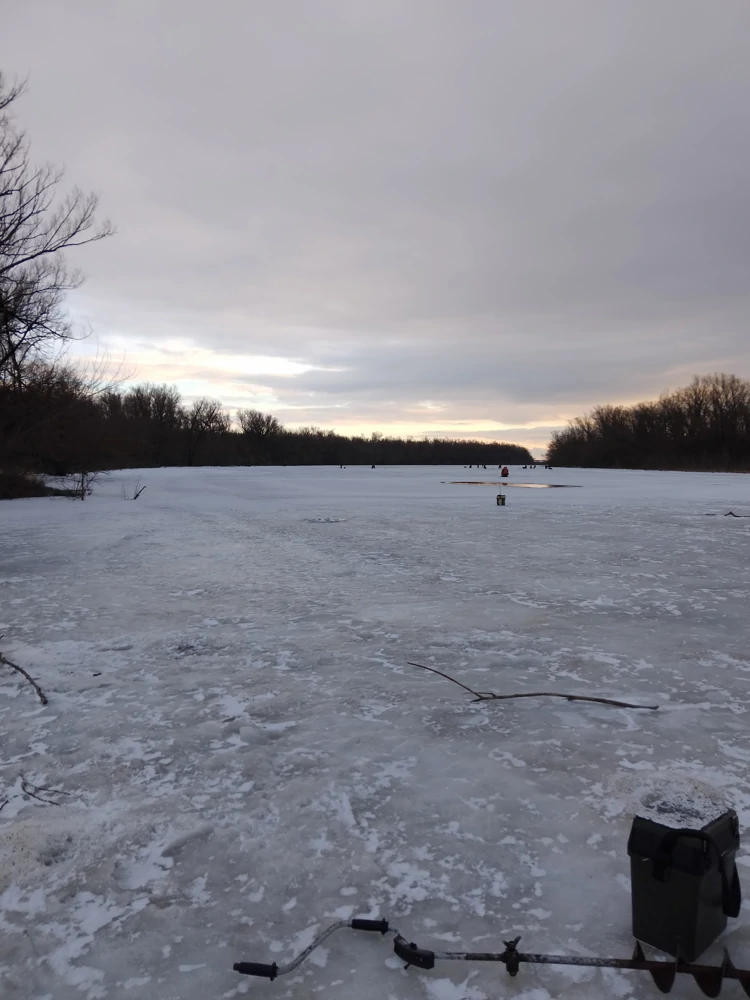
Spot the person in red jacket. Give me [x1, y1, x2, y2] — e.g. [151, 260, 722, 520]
[501, 466, 509, 478]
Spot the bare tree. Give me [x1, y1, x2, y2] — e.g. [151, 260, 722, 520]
[236, 408, 282, 438]
[236, 408, 282, 463]
[0, 350, 127, 480]
[548, 373, 750, 471]
[185, 398, 229, 465]
[0, 73, 114, 387]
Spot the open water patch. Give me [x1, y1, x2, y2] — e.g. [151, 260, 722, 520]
[444, 481, 581, 488]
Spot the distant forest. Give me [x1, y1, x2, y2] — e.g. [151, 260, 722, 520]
[548, 374, 750, 471]
[1, 374, 532, 489]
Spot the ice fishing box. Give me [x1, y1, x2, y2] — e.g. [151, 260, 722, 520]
[627, 809, 741, 961]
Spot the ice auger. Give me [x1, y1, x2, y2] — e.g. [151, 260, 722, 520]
[233, 917, 750, 996]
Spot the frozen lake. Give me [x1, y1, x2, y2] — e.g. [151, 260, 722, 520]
[2, 465, 750, 999]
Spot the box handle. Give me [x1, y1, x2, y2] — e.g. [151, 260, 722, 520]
[652, 828, 741, 918]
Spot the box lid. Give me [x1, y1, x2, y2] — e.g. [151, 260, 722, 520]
[628, 810, 740, 875]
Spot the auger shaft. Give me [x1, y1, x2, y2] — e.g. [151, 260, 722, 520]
[431, 941, 750, 996]
[234, 918, 750, 996]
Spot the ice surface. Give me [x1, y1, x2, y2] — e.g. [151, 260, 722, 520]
[1, 465, 750, 999]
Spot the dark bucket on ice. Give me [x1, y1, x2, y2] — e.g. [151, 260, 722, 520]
[627, 809, 741, 961]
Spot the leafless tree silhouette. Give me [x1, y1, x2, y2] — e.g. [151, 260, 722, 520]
[0, 73, 113, 388]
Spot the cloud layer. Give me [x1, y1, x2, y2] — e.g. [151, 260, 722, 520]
[4, 1, 750, 452]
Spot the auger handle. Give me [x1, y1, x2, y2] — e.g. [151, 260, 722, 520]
[351, 918, 390, 933]
[233, 961, 278, 979]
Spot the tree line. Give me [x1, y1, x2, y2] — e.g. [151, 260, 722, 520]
[0, 72, 530, 497]
[547, 373, 750, 471]
[2, 376, 531, 485]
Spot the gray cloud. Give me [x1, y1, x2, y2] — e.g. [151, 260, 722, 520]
[4, 0, 750, 449]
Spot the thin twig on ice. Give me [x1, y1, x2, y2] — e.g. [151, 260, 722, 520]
[0, 644, 48, 705]
[473, 690, 659, 709]
[21, 776, 64, 805]
[406, 661, 487, 699]
[408, 661, 658, 711]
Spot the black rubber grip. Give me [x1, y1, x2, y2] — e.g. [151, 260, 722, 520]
[351, 918, 389, 933]
[233, 961, 278, 979]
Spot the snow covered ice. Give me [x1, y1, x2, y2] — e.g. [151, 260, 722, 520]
[1, 465, 750, 1000]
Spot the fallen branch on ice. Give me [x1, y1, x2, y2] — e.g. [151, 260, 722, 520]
[21, 776, 68, 805]
[0, 640, 48, 705]
[408, 661, 658, 711]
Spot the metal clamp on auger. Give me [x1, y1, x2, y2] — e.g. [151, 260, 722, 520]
[393, 935, 435, 970]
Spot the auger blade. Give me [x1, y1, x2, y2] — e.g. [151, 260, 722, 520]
[632, 942, 646, 962]
[724, 949, 750, 999]
[692, 959, 725, 999]
[649, 956, 677, 994]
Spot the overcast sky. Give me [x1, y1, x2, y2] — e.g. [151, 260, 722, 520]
[4, 1, 750, 453]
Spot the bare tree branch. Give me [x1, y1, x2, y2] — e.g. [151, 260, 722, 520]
[0, 646, 48, 705]
[407, 661, 488, 699]
[21, 776, 64, 804]
[408, 661, 658, 711]
[0, 72, 114, 392]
